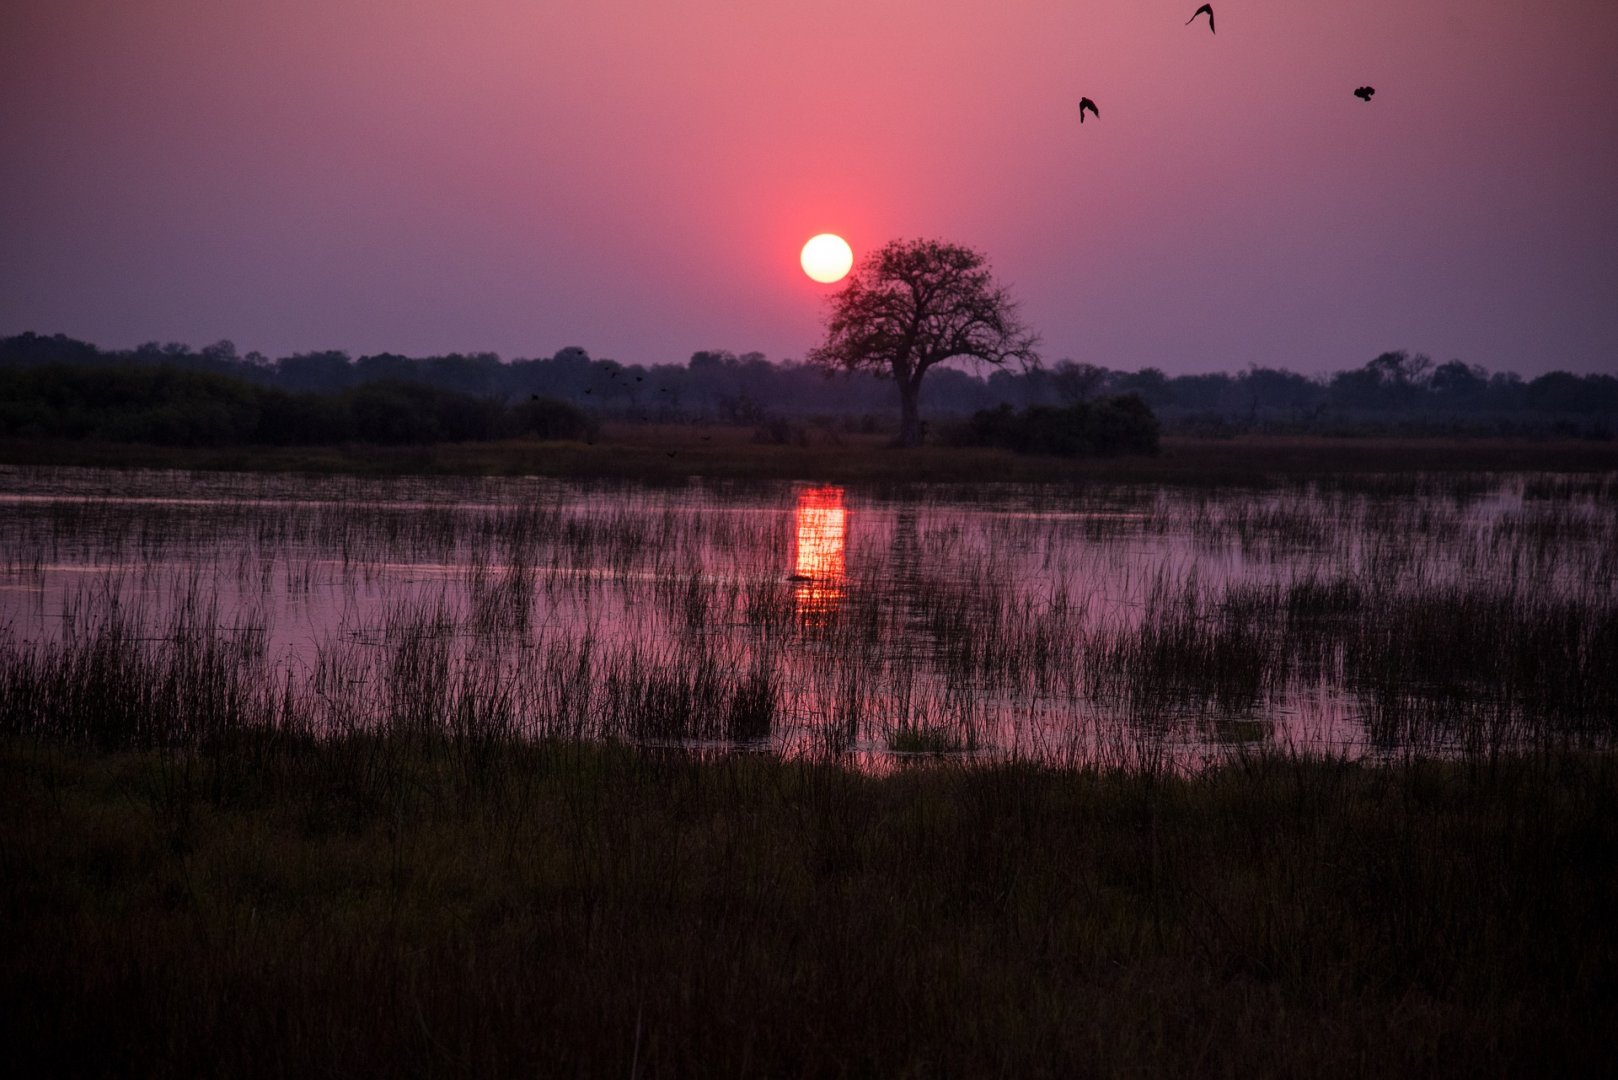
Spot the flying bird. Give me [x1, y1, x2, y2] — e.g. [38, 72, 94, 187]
[1078, 96, 1099, 123]
[1186, 4, 1214, 33]
[1354, 86, 1375, 102]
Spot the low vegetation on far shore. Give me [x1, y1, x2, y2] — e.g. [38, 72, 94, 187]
[5, 429, 1618, 486]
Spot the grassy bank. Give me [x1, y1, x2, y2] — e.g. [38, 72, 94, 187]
[5, 430, 1618, 486]
[3, 735, 1616, 1077]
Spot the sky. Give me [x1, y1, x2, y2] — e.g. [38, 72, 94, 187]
[3, 0, 1617, 377]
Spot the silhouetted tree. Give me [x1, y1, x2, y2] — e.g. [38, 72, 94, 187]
[1235, 365, 1321, 419]
[355, 352, 418, 385]
[0, 331, 101, 367]
[1429, 360, 1488, 410]
[1051, 360, 1109, 404]
[198, 340, 239, 370]
[1110, 366, 1174, 408]
[277, 350, 354, 394]
[807, 238, 1040, 447]
[1333, 350, 1434, 412]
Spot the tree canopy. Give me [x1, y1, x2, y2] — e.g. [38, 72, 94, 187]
[807, 239, 1040, 446]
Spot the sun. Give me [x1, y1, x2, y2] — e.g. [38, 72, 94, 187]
[800, 233, 853, 284]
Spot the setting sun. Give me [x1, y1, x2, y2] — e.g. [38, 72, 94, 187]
[800, 233, 853, 284]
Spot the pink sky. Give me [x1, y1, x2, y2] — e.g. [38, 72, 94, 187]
[3, 1, 1616, 376]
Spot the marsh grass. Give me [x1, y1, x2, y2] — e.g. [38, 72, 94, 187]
[3, 462, 1616, 764]
[885, 720, 973, 755]
[4, 461, 1618, 1073]
[4, 735, 1616, 1077]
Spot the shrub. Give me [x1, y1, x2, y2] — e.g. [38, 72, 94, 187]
[510, 396, 600, 442]
[962, 394, 1160, 457]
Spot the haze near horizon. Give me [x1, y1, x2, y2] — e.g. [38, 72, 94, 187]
[3, 1, 1615, 377]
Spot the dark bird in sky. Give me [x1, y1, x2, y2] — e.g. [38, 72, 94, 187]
[1354, 86, 1375, 102]
[1186, 4, 1214, 33]
[1078, 96, 1099, 123]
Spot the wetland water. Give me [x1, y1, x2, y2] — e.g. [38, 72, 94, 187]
[2, 465, 1614, 767]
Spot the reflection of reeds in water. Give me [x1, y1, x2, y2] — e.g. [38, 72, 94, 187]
[1, 465, 1616, 768]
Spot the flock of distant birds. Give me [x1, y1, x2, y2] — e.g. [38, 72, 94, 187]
[1076, 5, 1374, 124]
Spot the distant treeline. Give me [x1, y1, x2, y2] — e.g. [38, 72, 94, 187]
[2, 332, 1615, 440]
[0, 364, 599, 447]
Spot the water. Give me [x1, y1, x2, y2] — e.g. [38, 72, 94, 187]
[2, 464, 1614, 768]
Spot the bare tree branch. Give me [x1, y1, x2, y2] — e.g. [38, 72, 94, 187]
[807, 239, 1040, 447]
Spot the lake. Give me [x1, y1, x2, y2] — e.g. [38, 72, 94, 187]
[2, 464, 1614, 768]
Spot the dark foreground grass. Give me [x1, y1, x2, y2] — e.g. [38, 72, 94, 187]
[4, 736, 1616, 1077]
[5, 431, 1617, 486]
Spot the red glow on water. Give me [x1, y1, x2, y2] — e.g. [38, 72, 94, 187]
[793, 485, 846, 622]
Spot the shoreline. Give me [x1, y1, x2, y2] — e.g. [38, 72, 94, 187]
[4, 431, 1617, 486]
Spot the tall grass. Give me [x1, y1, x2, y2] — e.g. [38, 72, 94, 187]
[4, 463, 1618, 1074]
[4, 737, 1616, 1077]
[3, 463, 1616, 764]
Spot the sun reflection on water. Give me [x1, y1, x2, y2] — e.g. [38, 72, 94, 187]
[792, 485, 846, 624]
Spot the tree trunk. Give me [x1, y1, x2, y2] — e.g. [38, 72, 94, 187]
[897, 379, 924, 448]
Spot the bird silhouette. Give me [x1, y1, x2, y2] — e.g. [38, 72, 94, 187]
[1186, 4, 1214, 33]
[1354, 86, 1375, 102]
[1078, 96, 1099, 123]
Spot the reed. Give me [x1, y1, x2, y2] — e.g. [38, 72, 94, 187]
[4, 736, 1616, 1077]
[4, 459, 1617, 1075]
[3, 462, 1616, 765]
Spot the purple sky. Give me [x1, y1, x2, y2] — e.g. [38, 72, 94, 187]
[4, 1, 1616, 376]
